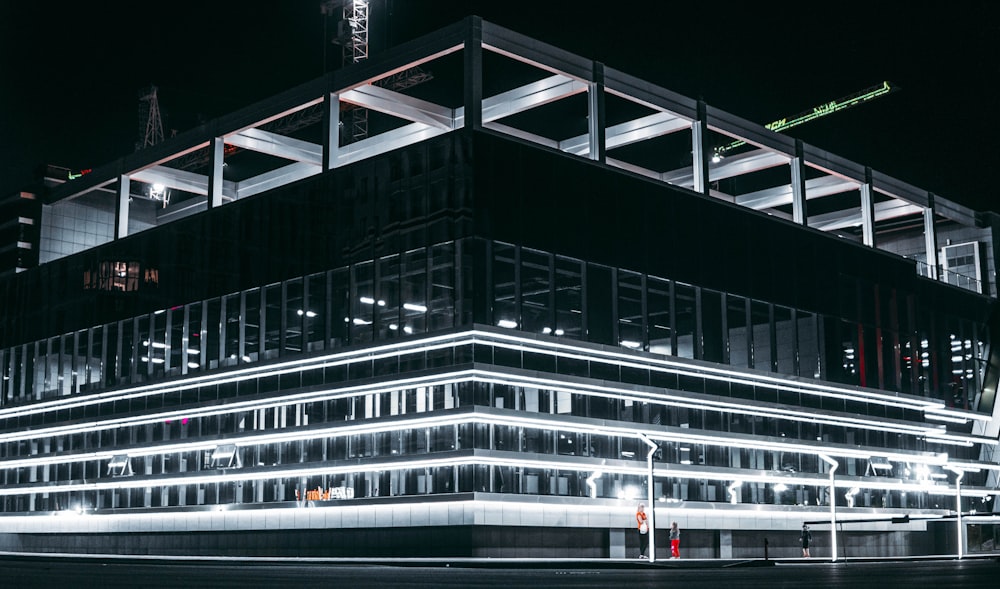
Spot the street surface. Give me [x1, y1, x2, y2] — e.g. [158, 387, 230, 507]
[1, 556, 997, 588]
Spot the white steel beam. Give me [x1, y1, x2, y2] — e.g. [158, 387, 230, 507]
[481, 74, 587, 123]
[482, 121, 560, 150]
[339, 85, 457, 130]
[132, 166, 211, 196]
[227, 128, 323, 166]
[737, 175, 860, 210]
[334, 121, 451, 168]
[236, 162, 322, 200]
[561, 111, 689, 155]
[662, 149, 790, 187]
[809, 200, 924, 231]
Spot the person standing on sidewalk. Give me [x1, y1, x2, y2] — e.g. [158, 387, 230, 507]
[636, 503, 649, 559]
[800, 524, 812, 558]
[669, 521, 681, 558]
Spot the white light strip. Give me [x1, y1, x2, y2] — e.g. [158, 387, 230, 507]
[0, 331, 474, 421]
[0, 371, 479, 445]
[2, 331, 991, 461]
[0, 367, 935, 454]
[2, 329, 960, 428]
[923, 413, 969, 425]
[468, 371, 939, 438]
[0, 406, 953, 474]
[469, 330, 948, 412]
[0, 363, 990, 455]
[0, 451, 987, 499]
[924, 407, 982, 421]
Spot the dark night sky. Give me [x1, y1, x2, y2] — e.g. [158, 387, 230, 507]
[2, 1, 998, 212]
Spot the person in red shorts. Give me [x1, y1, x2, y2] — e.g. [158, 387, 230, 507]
[669, 521, 680, 558]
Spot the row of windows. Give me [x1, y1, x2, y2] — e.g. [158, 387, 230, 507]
[2, 239, 988, 417]
[488, 242, 987, 409]
[3, 462, 979, 515]
[0, 423, 954, 490]
[1, 362, 969, 466]
[0, 241, 464, 404]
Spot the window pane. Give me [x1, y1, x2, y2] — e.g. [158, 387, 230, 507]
[521, 248, 550, 336]
[675, 283, 696, 359]
[376, 254, 401, 339]
[727, 294, 749, 369]
[284, 279, 304, 353]
[751, 301, 772, 371]
[775, 306, 794, 375]
[352, 262, 375, 344]
[617, 270, 643, 350]
[554, 255, 583, 340]
[648, 277, 671, 356]
[223, 293, 241, 367]
[429, 242, 455, 331]
[263, 284, 281, 360]
[493, 243, 517, 329]
[186, 302, 204, 373]
[244, 288, 261, 362]
[305, 274, 326, 352]
[798, 311, 820, 379]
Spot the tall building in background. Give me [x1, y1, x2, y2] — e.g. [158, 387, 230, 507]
[1, 17, 999, 559]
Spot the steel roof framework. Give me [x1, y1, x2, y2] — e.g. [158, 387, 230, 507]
[43, 17, 983, 292]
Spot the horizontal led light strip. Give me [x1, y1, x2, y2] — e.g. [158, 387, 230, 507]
[0, 329, 959, 425]
[0, 451, 989, 500]
[0, 371, 479, 444]
[0, 368, 993, 453]
[472, 330, 949, 412]
[0, 405, 950, 472]
[468, 371, 985, 443]
[0, 370, 946, 452]
[0, 331, 475, 421]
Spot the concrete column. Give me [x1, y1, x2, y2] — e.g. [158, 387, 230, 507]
[860, 167, 876, 247]
[609, 529, 626, 559]
[207, 137, 225, 208]
[324, 91, 340, 170]
[923, 193, 939, 279]
[719, 530, 733, 559]
[115, 174, 130, 239]
[791, 139, 807, 225]
[463, 17, 483, 134]
[587, 62, 606, 163]
[692, 100, 710, 195]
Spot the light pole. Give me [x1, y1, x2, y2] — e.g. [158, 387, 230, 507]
[639, 435, 658, 562]
[818, 454, 839, 562]
[945, 466, 965, 559]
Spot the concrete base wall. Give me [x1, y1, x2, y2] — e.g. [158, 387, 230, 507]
[733, 529, 937, 559]
[0, 527, 944, 559]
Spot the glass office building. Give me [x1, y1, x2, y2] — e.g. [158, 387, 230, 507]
[1, 17, 998, 559]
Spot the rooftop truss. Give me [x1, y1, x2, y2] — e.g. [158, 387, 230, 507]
[46, 17, 983, 292]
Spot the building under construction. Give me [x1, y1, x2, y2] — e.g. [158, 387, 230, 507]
[0, 16, 999, 560]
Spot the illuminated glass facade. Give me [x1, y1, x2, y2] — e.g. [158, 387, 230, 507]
[1, 18, 998, 558]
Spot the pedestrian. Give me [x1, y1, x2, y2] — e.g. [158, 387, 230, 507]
[636, 503, 649, 559]
[669, 521, 681, 558]
[800, 523, 812, 558]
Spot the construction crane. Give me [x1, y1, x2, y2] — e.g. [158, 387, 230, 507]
[136, 84, 165, 151]
[169, 1, 433, 172]
[323, 0, 432, 143]
[713, 81, 897, 161]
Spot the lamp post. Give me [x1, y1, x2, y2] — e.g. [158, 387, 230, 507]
[639, 435, 658, 562]
[818, 454, 839, 562]
[944, 466, 965, 559]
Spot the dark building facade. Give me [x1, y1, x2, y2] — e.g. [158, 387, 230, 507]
[1, 18, 999, 560]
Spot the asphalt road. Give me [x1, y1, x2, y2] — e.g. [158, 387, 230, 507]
[1, 557, 998, 588]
